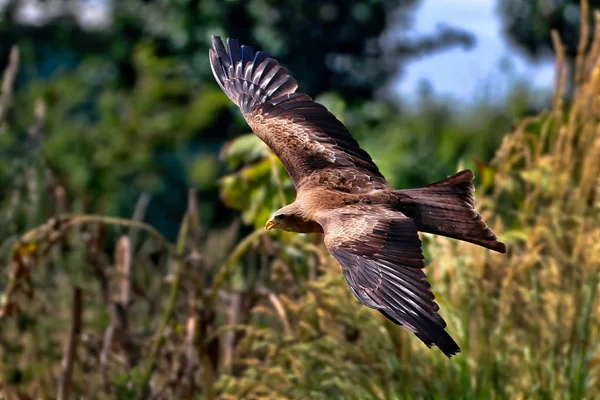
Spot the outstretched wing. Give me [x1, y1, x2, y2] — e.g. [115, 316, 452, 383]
[209, 36, 386, 191]
[317, 205, 460, 357]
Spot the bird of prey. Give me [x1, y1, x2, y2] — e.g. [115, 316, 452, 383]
[209, 36, 506, 357]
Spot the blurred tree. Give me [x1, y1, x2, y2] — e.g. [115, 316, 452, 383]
[1, 0, 474, 97]
[498, 0, 600, 61]
[0, 0, 476, 238]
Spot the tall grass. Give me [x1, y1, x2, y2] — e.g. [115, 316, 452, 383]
[422, 24, 600, 397]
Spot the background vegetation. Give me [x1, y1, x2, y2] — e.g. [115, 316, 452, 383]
[0, 0, 598, 399]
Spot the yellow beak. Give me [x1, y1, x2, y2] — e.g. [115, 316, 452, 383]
[265, 220, 276, 231]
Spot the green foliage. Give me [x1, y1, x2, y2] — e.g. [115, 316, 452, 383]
[16, 42, 226, 195]
[220, 133, 293, 228]
[362, 87, 533, 190]
[0, 42, 233, 241]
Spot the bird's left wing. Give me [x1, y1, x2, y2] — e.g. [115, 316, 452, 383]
[209, 36, 386, 190]
[317, 205, 460, 357]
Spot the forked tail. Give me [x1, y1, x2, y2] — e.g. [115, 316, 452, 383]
[396, 169, 507, 253]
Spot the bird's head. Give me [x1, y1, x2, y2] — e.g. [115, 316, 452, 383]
[265, 204, 324, 233]
[265, 213, 293, 232]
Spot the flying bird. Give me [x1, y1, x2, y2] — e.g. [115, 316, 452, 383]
[209, 36, 506, 358]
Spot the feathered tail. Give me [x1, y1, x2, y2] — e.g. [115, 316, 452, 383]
[396, 169, 507, 253]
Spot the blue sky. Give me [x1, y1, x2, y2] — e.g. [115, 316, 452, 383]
[397, 0, 555, 102]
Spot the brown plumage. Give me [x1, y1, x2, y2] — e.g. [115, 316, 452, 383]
[210, 36, 507, 358]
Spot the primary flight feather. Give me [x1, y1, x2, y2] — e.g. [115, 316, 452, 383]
[209, 36, 506, 358]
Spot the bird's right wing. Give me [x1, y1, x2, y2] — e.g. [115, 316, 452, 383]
[317, 205, 460, 357]
[209, 36, 386, 191]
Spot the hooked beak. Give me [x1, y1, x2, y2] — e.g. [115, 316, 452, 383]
[265, 220, 276, 231]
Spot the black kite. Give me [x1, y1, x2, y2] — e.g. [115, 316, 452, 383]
[209, 36, 506, 357]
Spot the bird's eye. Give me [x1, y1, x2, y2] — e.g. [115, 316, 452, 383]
[275, 214, 285, 220]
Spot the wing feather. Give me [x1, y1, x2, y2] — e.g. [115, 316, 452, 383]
[318, 206, 460, 358]
[209, 36, 386, 190]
